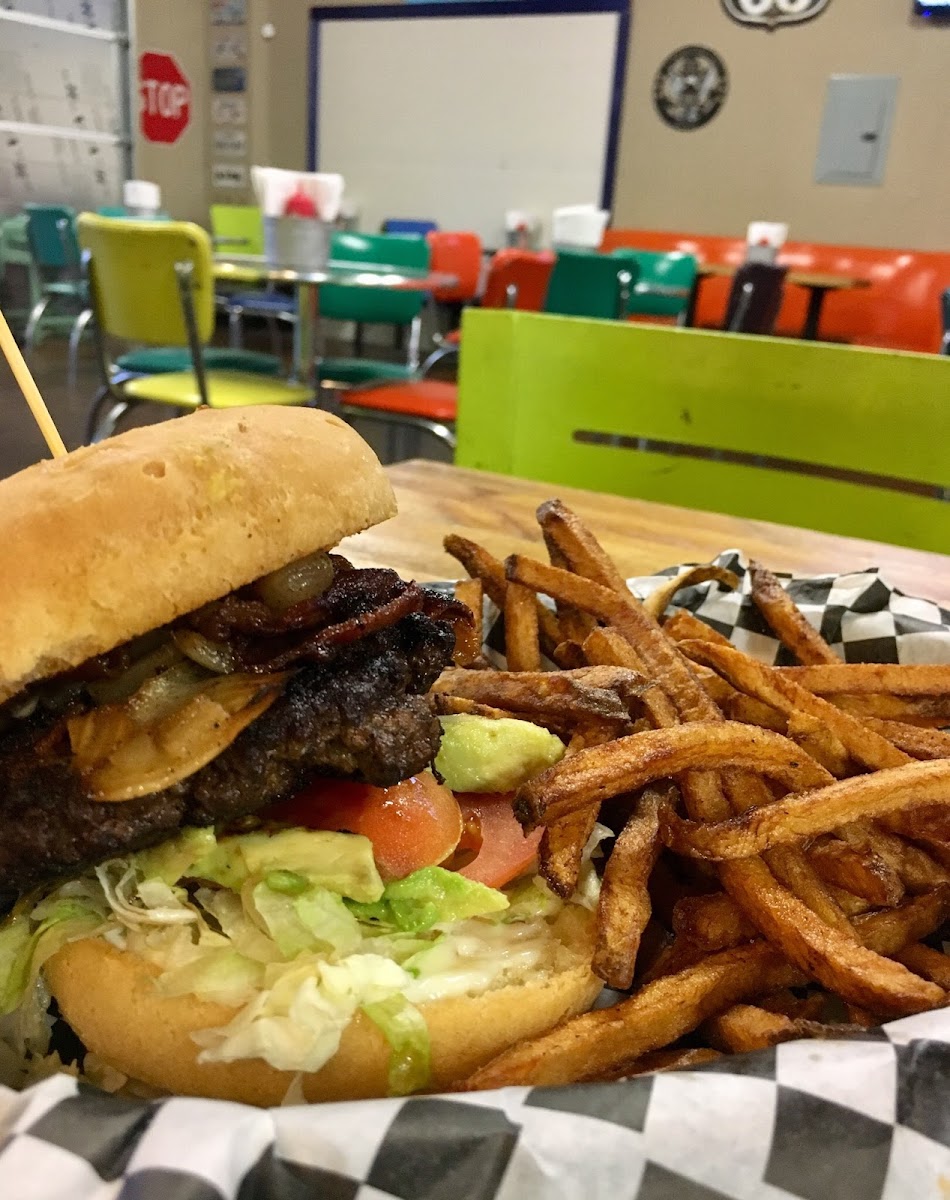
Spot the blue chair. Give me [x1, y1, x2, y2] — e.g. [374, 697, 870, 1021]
[382, 219, 439, 237]
[24, 204, 93, 388]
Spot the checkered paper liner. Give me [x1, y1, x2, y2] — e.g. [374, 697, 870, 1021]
[2, 551, 950, 1200]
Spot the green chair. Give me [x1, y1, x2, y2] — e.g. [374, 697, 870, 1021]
[210, 203, 297, 355]
[78, 214, 311, 442]
[317, 232, 431, 388]
[0, 212, 43, 329]
[23, 204, 93, 385]
[611, 248, 697, 321]
[455, 309, 950, 554]
[542, 249, 638, 321]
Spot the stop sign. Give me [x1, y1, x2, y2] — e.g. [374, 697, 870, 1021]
[139, 52, 191, 144]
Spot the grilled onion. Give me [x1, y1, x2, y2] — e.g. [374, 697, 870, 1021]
[173, 629, 237, 675]
[68, 671, 289, 802]
[255, 550, 334, 613]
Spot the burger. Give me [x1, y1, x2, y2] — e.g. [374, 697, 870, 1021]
[0, 407, 601, 1104]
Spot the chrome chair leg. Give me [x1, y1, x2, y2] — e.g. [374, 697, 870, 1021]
[24, 295, 52, 351]
[228, 305, 244, 349]
[420, 344, 459, 376]
[67, 307, 94, 390]
[87, 390, 133, 443]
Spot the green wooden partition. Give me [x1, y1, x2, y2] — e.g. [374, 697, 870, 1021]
[455, 309, 950, 553]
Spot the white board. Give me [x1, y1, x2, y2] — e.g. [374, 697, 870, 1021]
[313, 10, 620, 247]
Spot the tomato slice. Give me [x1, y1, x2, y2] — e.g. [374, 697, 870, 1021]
[266, 774, 463, 882]
[453, 793, 543, 889]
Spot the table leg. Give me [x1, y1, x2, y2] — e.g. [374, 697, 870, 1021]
[802, 286, 828, 340]
[292, 281, 319, 392]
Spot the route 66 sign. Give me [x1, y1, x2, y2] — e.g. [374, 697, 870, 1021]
[721, 0, 831, 27]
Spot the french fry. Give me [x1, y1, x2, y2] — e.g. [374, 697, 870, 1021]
[704, 1004, 861, 1054]
[663, 608, 734, 647]
[593, 785, 673, 989]
[432, 695, 517, 721]
[642, 565, 739, 621]
[679, 641, 909, 773]
[503, 581, 541, 672]
[722, 693, 789, 731]
[443, 533, 561, 651]
[515, 723, 834, 829]
[781, 663, 950, 697]
[758, 990, 828, 1021]
[672, 892, 759, 952]
[432, 666, 644, 726]
[830, 693, 950, 727]
[463, 941, 806, 1091]
[785, 712, 852, 777]
[806, 837, 905, 908]
[540, 806, 601, 899]
[867, 719, 950, 760]
[679, 639, 950, 891]
[895, 943, 950, 989]
[451, 578, 485, 667]
[664, 760, 950, 863]
[585, 1046, 723, 1083]
[749, 562, 839, 665]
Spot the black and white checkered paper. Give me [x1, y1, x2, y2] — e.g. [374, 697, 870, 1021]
[2, 552, 949, 1200]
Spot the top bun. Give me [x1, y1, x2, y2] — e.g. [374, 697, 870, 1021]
[0, 408, 395, 703]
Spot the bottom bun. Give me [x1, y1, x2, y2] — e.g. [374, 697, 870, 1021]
[46, 907, 602, 1105]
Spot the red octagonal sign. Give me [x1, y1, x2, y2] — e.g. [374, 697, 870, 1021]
[139, 51, 191, 145]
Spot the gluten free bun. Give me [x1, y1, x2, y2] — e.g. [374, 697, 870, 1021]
[0, 408, 395, 704]
[46, 908, 601, 1105]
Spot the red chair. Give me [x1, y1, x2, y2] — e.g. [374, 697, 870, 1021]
[422, 248, 555, 373]
[335, 380, 457, 461]
[427, 231, 483, 304]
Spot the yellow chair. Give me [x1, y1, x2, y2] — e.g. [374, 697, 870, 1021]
[78, 214, 311, 442]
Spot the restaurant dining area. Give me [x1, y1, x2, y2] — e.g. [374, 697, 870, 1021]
[1, 0, 950, 1197]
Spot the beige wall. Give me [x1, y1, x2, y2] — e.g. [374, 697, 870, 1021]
[615, 0, 950, 249]
[135, 0, 950, 250]
[133, 0, 209, 225]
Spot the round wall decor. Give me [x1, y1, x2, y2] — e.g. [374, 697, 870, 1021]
[721, 0, 831, 29]
[653, 46, 728, 131]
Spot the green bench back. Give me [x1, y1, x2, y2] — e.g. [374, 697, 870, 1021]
[455, 309, 950, 553]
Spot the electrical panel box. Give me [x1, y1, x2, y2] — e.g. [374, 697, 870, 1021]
[815, 75, 899, 186]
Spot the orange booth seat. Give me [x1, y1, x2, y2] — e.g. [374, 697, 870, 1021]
[601, 229, 950, 354]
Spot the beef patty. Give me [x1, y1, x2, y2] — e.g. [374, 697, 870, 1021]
[0, 611, 453, 897]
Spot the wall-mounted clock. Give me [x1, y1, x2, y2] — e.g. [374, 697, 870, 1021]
[653, 46, 728, 131]
[721, 0, 831, 29]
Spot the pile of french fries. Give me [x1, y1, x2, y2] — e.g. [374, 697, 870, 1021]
[434, 500, 950, 1090]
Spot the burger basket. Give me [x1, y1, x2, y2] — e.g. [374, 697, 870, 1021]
[2, 552, 949, 1200]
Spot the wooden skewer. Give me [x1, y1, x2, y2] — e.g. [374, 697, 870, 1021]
[0, 306, 67, 458]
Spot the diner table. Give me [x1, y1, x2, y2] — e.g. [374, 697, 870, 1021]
[340, 461, 950, 606]
[687, 262, 871, 340]
[213, 254, 458, 387]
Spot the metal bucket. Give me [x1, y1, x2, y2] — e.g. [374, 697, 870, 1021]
[263, 216, 330, 270]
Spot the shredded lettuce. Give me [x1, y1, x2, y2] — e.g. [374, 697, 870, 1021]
[348, 866, 509, 933]
[0, 822, 600, 1095]
[362, 994, 430, 1096]
[0, 899, 104, 1016]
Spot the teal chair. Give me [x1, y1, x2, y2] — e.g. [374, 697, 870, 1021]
[612, 248, 697, 321]
[455, 308, 950, 554]
[23, 204, 92, 385]
[542, 249, 638, 321]
[317, 232, 431, 388]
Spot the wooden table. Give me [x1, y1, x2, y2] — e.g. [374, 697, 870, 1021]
[341, 461, 950, 607]
[691, 262, 871, 340]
